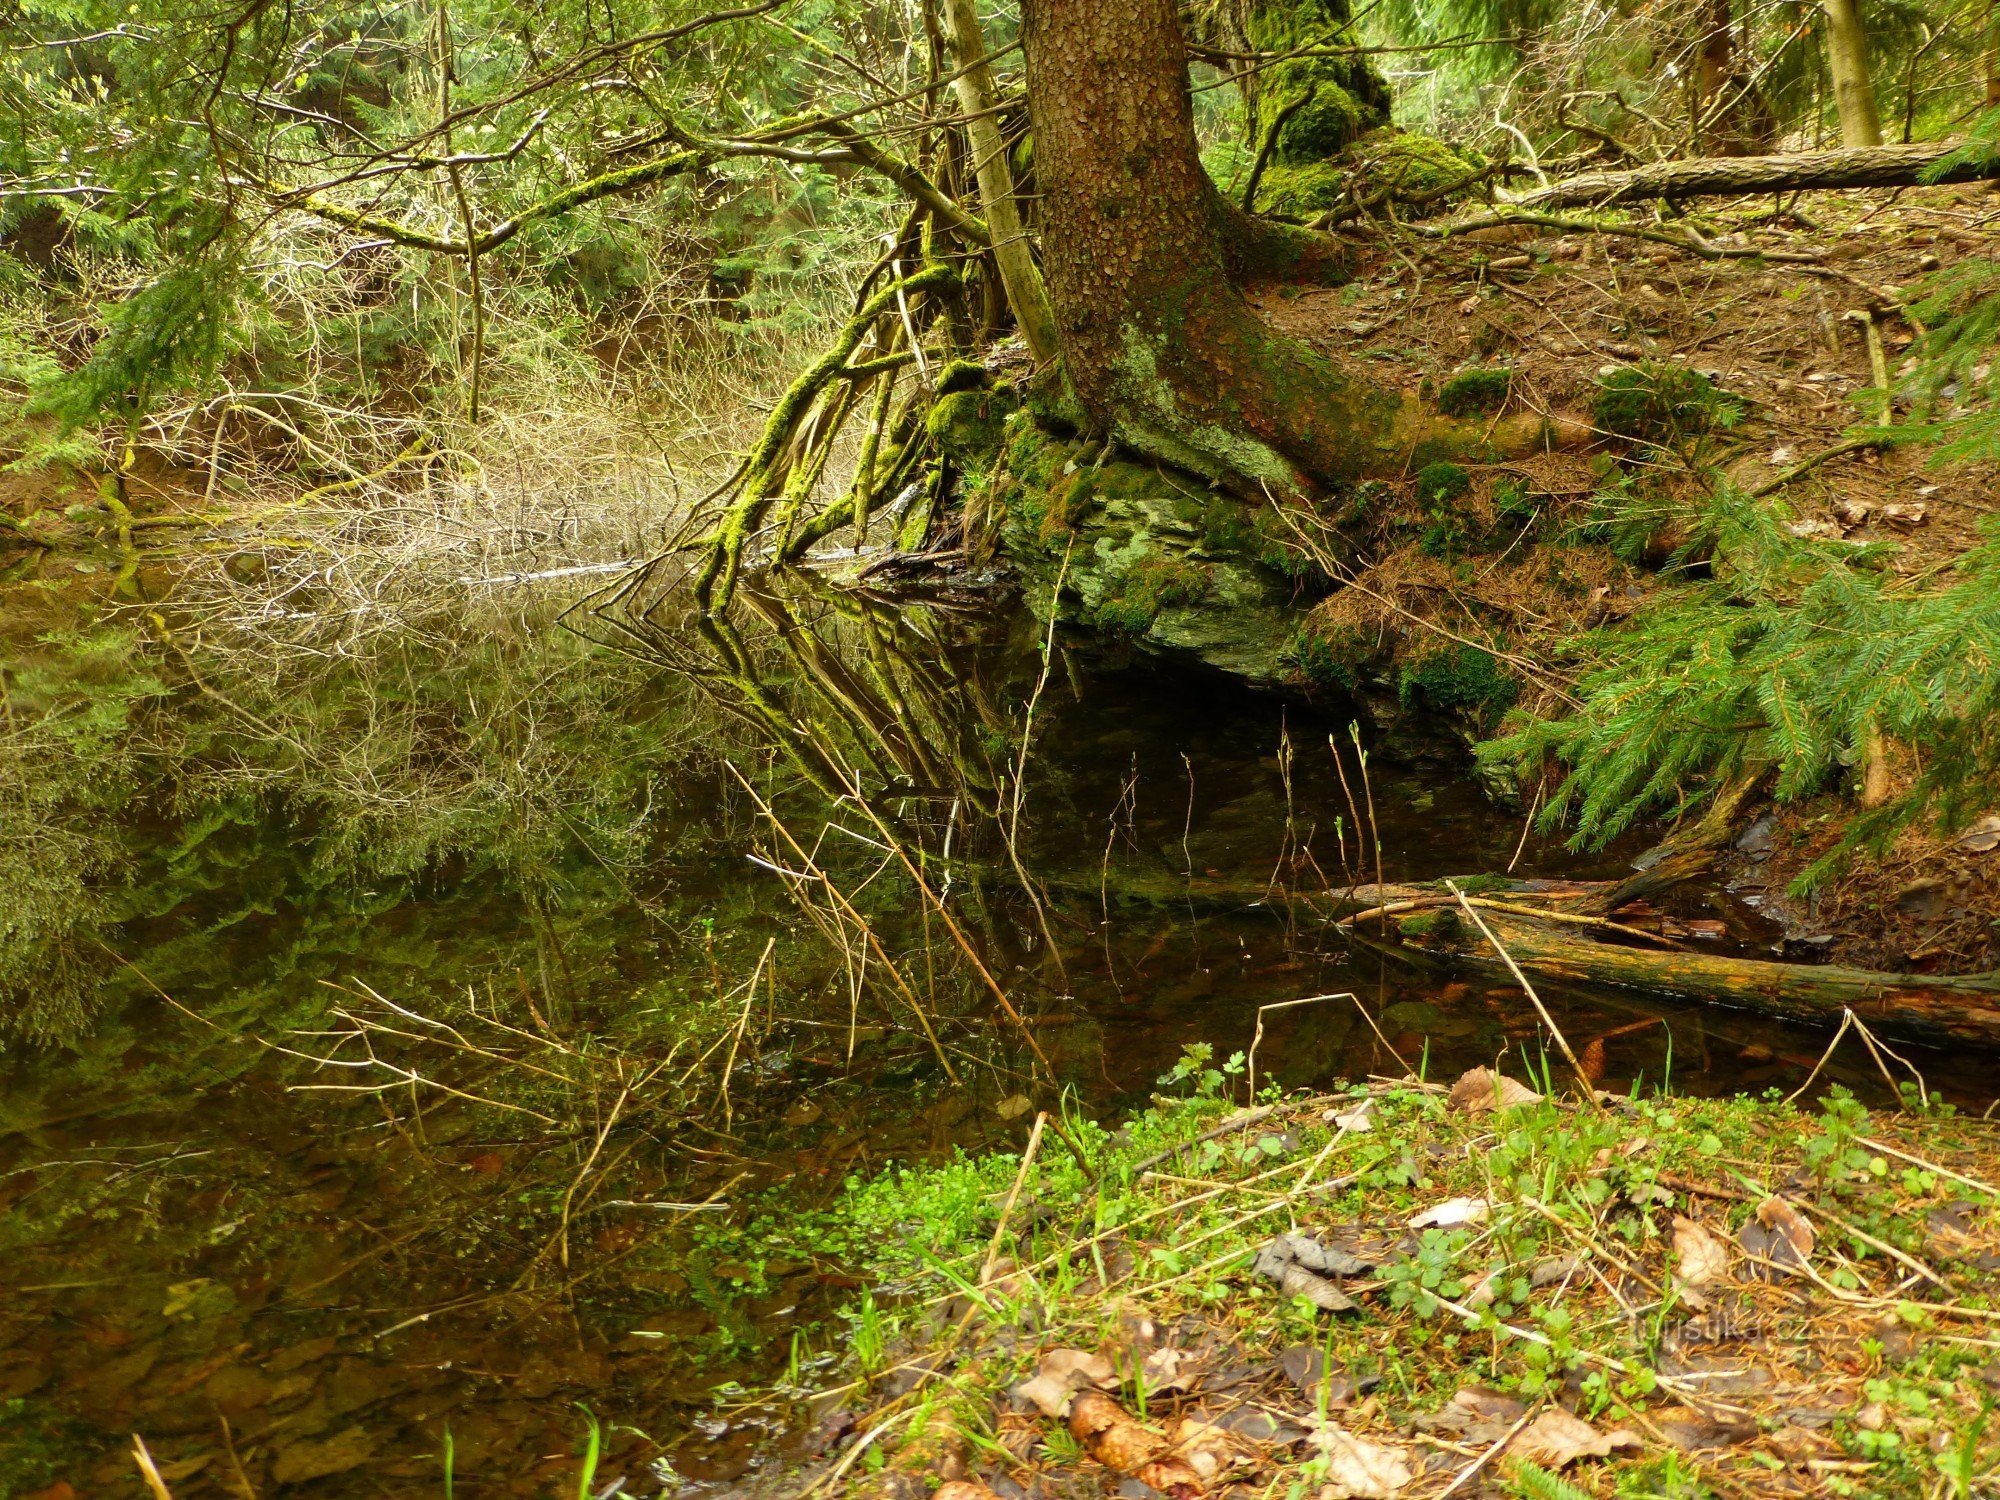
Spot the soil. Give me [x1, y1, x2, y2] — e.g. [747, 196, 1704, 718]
[1243, 182, 2000, 977]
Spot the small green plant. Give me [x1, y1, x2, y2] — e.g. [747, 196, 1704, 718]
[1592, 362, 1741, 444]
[1398, 643, 1518, 726]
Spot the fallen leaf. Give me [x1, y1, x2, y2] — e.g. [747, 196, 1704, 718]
[1141, 1345, 1197, 1393]
[1530, 1255, 1579, 1288]
[1511, 1407, 1641, 1468]
[1407, 1196, 1489, 1230]
[1447, 1067, 1543, 1115]
[1069, 1391, 1204, 1495]
[1168, 1416, 1259, 1483]
[1332, 1099, 1376, 1132]
[1956, 815, 2000, 854]
[995, 1093, 1033, 1120]
[932, 1485, 1003, 1500]
[1880, 502, 1928, 528]
[1673, 1215, 1732, 1290]
[1312, 1424, 1414, 1498]
[1012, 1347, 1117, 1416]
[272, 1428, 378, 1485]
[1740, 1196, 1815, 1277]
[1254, 1236, 1362, 1312]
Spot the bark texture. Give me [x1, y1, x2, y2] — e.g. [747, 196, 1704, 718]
[1019, 0, 1417, 494]
[1821, 0, 1885, 148]
[1518, 139, 1997, 208]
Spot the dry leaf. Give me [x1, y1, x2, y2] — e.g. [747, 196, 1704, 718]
[1956, 815, 2000, 853]
[932, 1485, 1003, 1500]
[1512, 1407, 1641, 1468]
[1448, 1067, 1543, 1115]
[1881, 502, 1929, 528]
[1332, 1099, 1376, 1132]
[1142, 1345, 1197, 1393]
[1313, 1424, 1414, 1498]
[1012, 1346, 1116, 1416]
[1408, 1196, 1489, 1230]
[1167, 1416, 1259, 1483]
[1743, 1196, 1815, 1275]
[1068, 1391, 1204, 1496]
[1673, 1215, 1732, 1290]
[995, 1093, 1033, 1119]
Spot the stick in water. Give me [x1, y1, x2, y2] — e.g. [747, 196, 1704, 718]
[1444, 879, 1604, 1110]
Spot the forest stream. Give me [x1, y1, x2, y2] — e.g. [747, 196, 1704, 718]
[2, 573, 1985, 1499]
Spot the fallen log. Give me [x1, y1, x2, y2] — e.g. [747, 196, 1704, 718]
[1517, 140, 1999, 210]
[1368, 902, 2000, 1046]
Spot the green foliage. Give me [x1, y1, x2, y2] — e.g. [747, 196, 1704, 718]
[1437, 367, 1510, 417]
[1285, 624, 1373, 691]
[1592, 363, 1740, 445]
[1397, 642, 1517, 726]
[30, 256, 242, 430]
[1413, 461, 1470, 509]
[1484, 484, 2000, 865]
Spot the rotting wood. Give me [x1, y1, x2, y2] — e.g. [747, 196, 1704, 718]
[1365, 902, 2000, 1045]
[1516, 139, 1997, 209]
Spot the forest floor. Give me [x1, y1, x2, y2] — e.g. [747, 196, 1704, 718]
[770, 1064, 2000, 1500]
[1251, 181, 2000, 977]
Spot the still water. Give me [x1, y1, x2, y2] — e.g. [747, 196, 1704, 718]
[0, 570, 1972, 1497]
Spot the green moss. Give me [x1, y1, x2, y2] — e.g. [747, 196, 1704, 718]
[1413, 461, 1470, 510]
[1257, 160, 1351, 217]
[1592, 362, 1742, 444]
[925, 387, 1017, 466]
[1397, 643, 1518, 728]
[1351, 128, 1481, 199]
[935, 359, 988, 396]
[1397, 910, 1441, 937]
[1283, 623, 1372, 691]
[1094, 554, 1213, 635]
[1437, 367, 1510, 418]
[1246, 1, 1392, 183]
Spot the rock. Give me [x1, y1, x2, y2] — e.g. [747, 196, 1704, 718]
[272, 1427, 377, 1484]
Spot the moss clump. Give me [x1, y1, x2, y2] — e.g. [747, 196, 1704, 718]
[1437, 367, 1511, 418]
[1413, 462, 1470, 510]
[1094, 554, 1212, 635]
[1256, 160, 1352, 218]
[1202, 497, 1323, 583]
[935, 359, 988, 396]
[1397, 642, 1518, 728]
[1283, 623, 1373, 691]
[1350, 128, 1481, 200]
[1244, 0, 1391, 213]
[925, 386, 1017, 467]
[1593, 363, 1741, 444]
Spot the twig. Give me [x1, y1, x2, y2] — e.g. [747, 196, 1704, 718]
[1444, 880, 1605, 1110]
[981, 1111, 1048, 1286]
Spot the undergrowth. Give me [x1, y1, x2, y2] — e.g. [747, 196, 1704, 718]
[765, 1046, 2000, 1499]
[1483, 482, 2000, 878]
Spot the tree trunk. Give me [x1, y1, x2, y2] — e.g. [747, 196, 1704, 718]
[1017, 0, 1536, 496]
[1695, 0, 1775, 154]
[939, 0, 1060, 365]
[1821, 0, 1884, 148]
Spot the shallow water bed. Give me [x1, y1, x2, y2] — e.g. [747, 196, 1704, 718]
[0, 576, 1983, 1498]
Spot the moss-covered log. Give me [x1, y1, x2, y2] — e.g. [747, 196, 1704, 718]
[1372, 901, 2000, 1045]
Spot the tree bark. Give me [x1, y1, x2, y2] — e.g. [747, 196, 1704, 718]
[939, 0, 1060, 364]
[1821, 0, 1885, 148]
[1694, 0, 1776, 154]
[1016, 0, 1545, 495]
[1517, 139, 1995, 208]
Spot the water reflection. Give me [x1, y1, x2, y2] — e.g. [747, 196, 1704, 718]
[0, 570, 1981, 1497]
